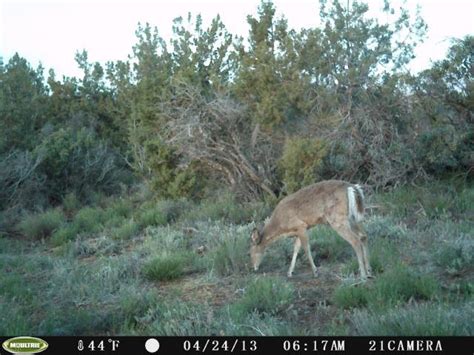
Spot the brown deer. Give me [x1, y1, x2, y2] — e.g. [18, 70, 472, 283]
[250, 180, 372, 280]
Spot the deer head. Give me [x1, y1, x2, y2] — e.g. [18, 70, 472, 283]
[250, 227, 264, 271]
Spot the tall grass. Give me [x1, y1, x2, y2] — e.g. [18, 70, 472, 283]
[1, 180, 472, 336]
[435, 234, 473, 275]
[208, 224, 252, 276]
[143, 253, 190, 281]
[17, 209, 65, 239]
[230, 276, 294, 318]
[351, 301, 474, 335]
[334, 264, 439, 309]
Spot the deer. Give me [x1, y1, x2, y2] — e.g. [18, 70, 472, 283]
[250, 180, 372, 280]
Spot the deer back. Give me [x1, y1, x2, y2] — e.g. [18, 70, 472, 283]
[260, 180, 352, 244]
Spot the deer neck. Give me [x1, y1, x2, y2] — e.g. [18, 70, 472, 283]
[260, 221, 284, 247]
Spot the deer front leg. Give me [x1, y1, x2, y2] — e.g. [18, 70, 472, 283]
[288, 237, 301, 277]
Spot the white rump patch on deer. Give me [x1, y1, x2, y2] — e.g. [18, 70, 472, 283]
[354, 184, 364, 199]
[347, 186, 364, 223]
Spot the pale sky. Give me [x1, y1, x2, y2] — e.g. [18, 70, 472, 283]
[1, 0, 473, 78]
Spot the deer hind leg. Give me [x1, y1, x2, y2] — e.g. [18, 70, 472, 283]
[288, 237, 301, 277]
[352, 222, 372, 277]
[297, 231, 318, 277]
[330, 222, 369, 280]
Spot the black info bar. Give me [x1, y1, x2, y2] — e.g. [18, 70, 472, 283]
[0, 336, 472, 355]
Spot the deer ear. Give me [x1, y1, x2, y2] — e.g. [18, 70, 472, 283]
[251, 228, 261, 245]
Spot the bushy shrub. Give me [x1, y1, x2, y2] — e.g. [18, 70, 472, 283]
[211, 228, 250, 276]
[146, 139, 201, 199]
[70, 235, 120, 257]
[112, 220, 140, 240]
[185, 191, 267, 224]
[132, 299, 303, 336]
[0, 150, 46, 211]
[279, 137, 327, 193]
[365, 216, 407, 240]
[375, 183, 464, 220]
[333, 284, 369, 309]
[135, 301, 214, 335]
[17, 209, 65, 239]
[435, 235, 474, 275]
[107, 198, 134, 219]
[143, 253, 191, 281]
[62, 192, 81, 216]
[205, 223, 253, 276]
[35, 127, 130, 203]
[50, 206, 107, 245]
[73, 207, 106, 234]
[416, 126, 473, 174]
[137, 207, 168, 228]
[334, 264, 438, 309]
[230, 276, 294, 318]
[369, 265, 439, 307]
[50, 224, 80, 246]
[137, 199, 188, 228]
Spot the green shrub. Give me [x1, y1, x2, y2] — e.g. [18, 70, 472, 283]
[365, 216, 407, 240]
[62, 192, 81, 216]
[35, 127, 131, 203]
[133, 300, 301, 336]
[375, 187, 419, 218]
[155, 199, 189, 223]
[231, 276, 294, 318]
[369, 265, 439, 308]
[108, 198, 134, 219]
[73, 207, 106, 234]
[135, 301, 215, 335]
[147, 139, 201, 199]
[184, 192, 265, 224]
[143, 253, 190, 281]
[118, 288, 159, 330]
[17, 209, 65, 239]
[375, 182, 470, 221]
[50, 206, 108, 245]
[435, 235, 474, 274]
[0, 303, 31, 335]
[416, 126, 471, 174]
[334, 264, 438, 309]
[50, 224, 80, 246]
[351, 301, 474, 335]
[210, 226, 251, 276]
[112, 220, 140, 240]
[455, 185, 474, 216]
[333, 284, 369, 309]
[70, 236, 120, 257]
[137, 206, 168, 228]
[279, 137, 327, 193]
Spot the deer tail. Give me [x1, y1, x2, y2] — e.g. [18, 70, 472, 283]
[347, 184, 365, 223]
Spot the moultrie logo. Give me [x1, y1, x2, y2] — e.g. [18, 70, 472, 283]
[2, 336, 49, 354]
